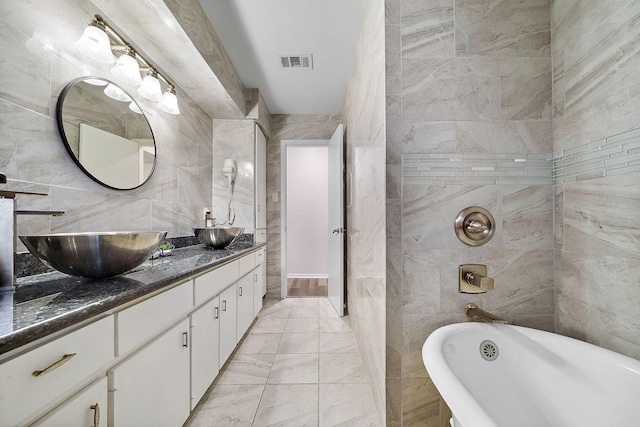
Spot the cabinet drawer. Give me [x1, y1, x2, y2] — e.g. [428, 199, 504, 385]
[34, 377, 107, 427]
[238, 252, 256, 276]
[194, 261, 239, 306]
[117, 282, 193, 356]
[0, 316, 114, 426]
[256, 248, 265, 265]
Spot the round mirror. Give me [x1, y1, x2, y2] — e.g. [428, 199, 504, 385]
[56, 77, 156, 190]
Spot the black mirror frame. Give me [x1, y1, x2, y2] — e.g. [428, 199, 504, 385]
[55, 76, 157, 191]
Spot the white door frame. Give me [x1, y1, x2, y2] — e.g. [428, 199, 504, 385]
[280, 139, 329, 298]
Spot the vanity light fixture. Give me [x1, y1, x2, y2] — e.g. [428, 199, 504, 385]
[157, 86, 180, 115]
[74, 16, 114, 64]
[104, 83, 132, 102]
[137, 69, 163, 102]
[75, 14, 180, 114]
[110, 46, 142, 86]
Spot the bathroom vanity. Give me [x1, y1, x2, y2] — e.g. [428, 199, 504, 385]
[0, 242, 266, 426]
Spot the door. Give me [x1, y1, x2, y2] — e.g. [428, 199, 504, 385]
[190, 297, 219, 409]
[327, 124, 345, 316]
[219, 284, 237, 366]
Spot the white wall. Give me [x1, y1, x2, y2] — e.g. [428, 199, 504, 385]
[286, 146, 328, 277]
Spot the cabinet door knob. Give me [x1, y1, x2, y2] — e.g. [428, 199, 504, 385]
[90, 403, 100, 427]
[32, 353, 77, 377]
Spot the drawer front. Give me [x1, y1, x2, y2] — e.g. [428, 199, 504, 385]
[238, 252, 256, 276]
[255, 228, 266, 243]
[194, 260, 239, 306]
[117, 281, 193, 356]
[35, 377, 107, 427]
[255, 248, 265, 266]
[0, 316, 114, 426]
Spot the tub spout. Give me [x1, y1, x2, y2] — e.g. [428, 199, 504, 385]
[464, 303, 509, 324]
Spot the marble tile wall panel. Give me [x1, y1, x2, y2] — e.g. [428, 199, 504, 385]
[0, 0, 215, 251]
[343, 0, 387, 421]
[552, 1, 640, 152]
[500, 57, 552, 121]
[402, 57, 501, 122]
[401, 0, 454, 58]
[213, 119, 255, 232]
[455, 0, 551, 57]
[552, 1, 640, 362]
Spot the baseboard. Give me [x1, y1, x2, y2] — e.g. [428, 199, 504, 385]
[287, 274, 328, 279]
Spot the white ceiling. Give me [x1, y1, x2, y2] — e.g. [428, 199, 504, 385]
[198, 0, 365, 115]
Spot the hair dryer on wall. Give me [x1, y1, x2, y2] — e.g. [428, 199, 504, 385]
[223, 159, 237, 184]
[220, 159, 237, 225]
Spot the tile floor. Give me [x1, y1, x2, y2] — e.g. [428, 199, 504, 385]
[186, 297, 381, 427]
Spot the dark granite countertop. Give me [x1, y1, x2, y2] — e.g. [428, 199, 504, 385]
[0, 242, 266, 357]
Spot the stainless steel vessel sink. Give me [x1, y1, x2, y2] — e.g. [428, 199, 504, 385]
[19, 231, 167, 279]
[194, 227, 244, 249]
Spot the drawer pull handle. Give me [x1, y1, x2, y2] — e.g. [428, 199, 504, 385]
[32, 353, 77, 377]
[182, 331, 189, 348]
[239, 286, 243, 296]
[90, 403, 100, 427]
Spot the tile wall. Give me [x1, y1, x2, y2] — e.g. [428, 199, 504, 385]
[552, 1, 640, 359]
[384, 0, 553, 425]
[342, 0, 387, 421]
[0, 0, 215, 251]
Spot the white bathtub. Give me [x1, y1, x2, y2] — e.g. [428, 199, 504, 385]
[422, 323, 640, 427]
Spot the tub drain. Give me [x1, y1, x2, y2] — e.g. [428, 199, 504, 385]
[479, 340, 499, 361]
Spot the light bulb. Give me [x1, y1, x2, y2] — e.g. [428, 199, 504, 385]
[157, 87, 180, 115]
[104, 83, 132, 102]
[111, 50, 142, 86]
[137, 70, 162, 102]
[74, 22, 114, 64]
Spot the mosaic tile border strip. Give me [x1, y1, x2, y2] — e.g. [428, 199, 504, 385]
[403, 153, 553, 185]
[553, 127, 640, 184]
[402, 127, 640, 185]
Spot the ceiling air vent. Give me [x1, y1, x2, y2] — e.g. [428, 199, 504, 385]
[279, 54, 313, 70]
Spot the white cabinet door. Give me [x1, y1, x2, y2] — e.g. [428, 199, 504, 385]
[253, 266, 264, 317]
[35, 377, 106, 427]
[255, 124, 267, 230]
[109, 319, 190, 427]
[236, 273, 255, 340]
[190, 297, 220, 409]
[218, 284, 237, 366]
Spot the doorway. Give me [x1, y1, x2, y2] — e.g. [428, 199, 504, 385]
[280, 125, 346, 316]
[285, 145, 329, 297]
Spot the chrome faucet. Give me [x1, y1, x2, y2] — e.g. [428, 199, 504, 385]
[465, 303, 509, 324]
[1, 173, 64, 289]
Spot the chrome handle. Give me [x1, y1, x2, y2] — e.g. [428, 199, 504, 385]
[254, 274, 258, 282]
[90, 403, 100, 427]
[465, 272, 494, 290]
[32, 353, 77, 377]
[239, 286, 243, 296]
[214, 306, 219, 319]
[332, 227, 345, 234]
[465, 220, 488, 233]
[182, 331, 188, 348]
[222, 299, 227, 311]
